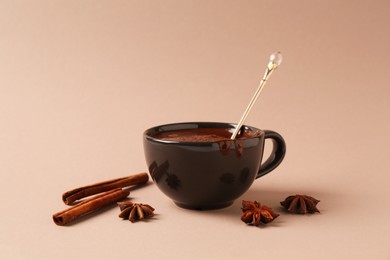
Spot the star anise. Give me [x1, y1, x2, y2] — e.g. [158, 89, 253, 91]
[241, 200, 279, 226]
[280, 194, 320, 214]
[117, 201, 155, 222]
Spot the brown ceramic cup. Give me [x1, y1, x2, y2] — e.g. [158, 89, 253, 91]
[143, 122, 286, 210]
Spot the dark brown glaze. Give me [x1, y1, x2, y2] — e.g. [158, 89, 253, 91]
[143, 122, 286, 210]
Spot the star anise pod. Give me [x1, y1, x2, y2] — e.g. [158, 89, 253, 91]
[280, 194, 320, 214]
[241, 200, 279, 226]
[117, 201, 155, 222]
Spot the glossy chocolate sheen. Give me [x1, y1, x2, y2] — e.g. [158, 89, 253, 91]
[153, 128, 261, 142]
[143, 122, 286, 210]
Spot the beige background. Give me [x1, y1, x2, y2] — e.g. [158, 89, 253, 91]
[1, 0, 390, 259]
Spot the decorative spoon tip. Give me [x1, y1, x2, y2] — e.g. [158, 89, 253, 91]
[269, 51, 283, 67]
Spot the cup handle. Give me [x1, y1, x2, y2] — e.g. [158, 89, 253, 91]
[256, 130, 286, 179]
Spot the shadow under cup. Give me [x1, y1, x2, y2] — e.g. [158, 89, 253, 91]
[143, 122, 286, 210]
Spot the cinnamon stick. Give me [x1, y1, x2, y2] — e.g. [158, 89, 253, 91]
[53, 188, 129, 226]
[62, 172, 148, 205]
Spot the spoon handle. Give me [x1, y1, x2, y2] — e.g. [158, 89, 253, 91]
[230, 52, 282, 140]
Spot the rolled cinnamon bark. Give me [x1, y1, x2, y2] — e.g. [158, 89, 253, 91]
[53, 188, 129, 226]
[62, 172, 148, 205]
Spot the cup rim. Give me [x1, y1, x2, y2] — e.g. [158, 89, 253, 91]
[143, 122, 264, 145]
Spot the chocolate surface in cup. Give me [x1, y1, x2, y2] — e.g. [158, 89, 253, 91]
[153, 128, 261, 142]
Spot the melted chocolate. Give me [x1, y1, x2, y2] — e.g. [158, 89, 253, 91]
[153, 128, 261, 142]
